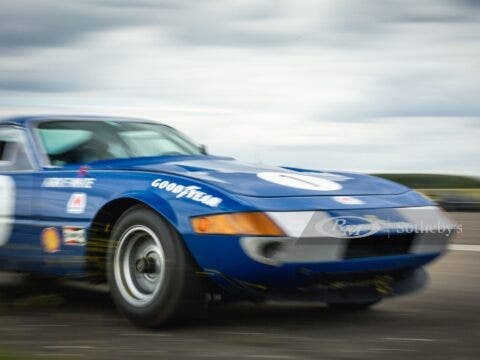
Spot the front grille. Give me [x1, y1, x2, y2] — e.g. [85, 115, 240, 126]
[344, 233, 415, 259]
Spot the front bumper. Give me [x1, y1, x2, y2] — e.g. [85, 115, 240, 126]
[185, 206, 456, 296]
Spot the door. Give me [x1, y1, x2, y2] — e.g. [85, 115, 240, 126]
[0, 125, 38, 270]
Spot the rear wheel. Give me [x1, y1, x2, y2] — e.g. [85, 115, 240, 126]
[107, 206, 201, 328]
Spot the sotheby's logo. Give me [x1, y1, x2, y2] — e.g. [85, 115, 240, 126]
[315, 215, 412, 239]
[313, 214, 461, 239]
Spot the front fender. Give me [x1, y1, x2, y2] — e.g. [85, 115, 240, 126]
[88, 171, 253, 238]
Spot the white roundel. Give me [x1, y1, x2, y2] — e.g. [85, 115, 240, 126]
[257, 172, 342, 191]
[0, 176, 15, 247]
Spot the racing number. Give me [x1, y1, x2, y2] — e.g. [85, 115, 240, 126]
[0, 175, 15, 246]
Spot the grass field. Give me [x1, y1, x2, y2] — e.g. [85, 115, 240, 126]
[417, 188, 480, 199]
[374, 173, 480, 189]
[374, 174, 480, 210]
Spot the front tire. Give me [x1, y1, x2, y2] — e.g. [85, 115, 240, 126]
[107, 206, 201, 328]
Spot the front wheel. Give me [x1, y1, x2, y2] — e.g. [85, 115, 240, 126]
[107, 206, 201, 328]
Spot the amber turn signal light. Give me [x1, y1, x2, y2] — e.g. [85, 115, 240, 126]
[191, 212, 285, 236]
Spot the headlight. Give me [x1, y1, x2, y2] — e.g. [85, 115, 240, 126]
[191, 212, 285, 236]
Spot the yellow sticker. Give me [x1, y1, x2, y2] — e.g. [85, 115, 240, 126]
[42, 227, 61, 253]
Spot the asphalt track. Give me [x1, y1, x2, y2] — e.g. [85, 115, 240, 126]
[0, 212, 478, 359]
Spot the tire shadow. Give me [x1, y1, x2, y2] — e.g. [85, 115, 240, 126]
[0, 273, 390, 329]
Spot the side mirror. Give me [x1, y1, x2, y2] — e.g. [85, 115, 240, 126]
[199, 144, 208, 155]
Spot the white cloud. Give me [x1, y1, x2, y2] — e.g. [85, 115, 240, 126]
[0, 0, 479, 175]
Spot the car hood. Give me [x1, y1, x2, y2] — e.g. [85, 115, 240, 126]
[85, 156, 409, 197]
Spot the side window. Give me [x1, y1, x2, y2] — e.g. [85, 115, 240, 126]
[0, 127, 33, 171]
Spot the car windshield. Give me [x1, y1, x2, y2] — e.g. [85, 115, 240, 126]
[36, 120, 202, 167]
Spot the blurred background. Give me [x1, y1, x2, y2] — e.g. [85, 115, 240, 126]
[0, 1, 479, 359]
[1, 0, 479, 208]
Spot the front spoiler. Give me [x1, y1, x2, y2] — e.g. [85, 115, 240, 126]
[204, 267, 428, 304]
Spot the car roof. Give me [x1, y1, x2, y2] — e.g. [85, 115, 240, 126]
[0, 115, 160, 127]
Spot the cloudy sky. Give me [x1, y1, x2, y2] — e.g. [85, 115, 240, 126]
[1, 0, 479, 175]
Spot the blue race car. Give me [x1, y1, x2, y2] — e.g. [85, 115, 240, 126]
[0, 115, 456, 327]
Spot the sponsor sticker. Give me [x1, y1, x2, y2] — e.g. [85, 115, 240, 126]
[42, 178, 96, 189]
[333, 196, 365, 205]
[67, 193, 87, 214]
[63, 226, 86, 246]
[41, 227, 61, 253]
[257, 172, 342, 191]
[151, 179, 223, 207]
